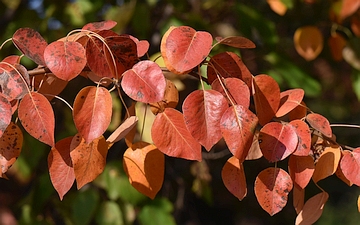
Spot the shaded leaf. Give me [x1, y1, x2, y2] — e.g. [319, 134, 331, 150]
[18, 92, 55, 146]
[121, 60, 166, 103]
[253, 74, 280, 126]
[161, 26, 212, 74]
[221, 156, 247, 200]
[254, 167, 293, 216]
[220, 105, 258, 161]
[48, 137, 75, 200]
[294, 26, 323, 61]
[44, 41, 87, 81]
[12, 27, 47, 65]
[0, 93, 11, 138]
[295, 192, 329, 225]
[0, 122, 22, 177]
[335, 155, 353, 186]
[123, 141, 165, 199]
[215, 36, 256, 48]
[328, 33, 347, 61]
[149, 79, 179, 115]
[107, 116, 138, 144]
[245, 131, 263, 160]
[289, 101, 307, 121]
[0, 64, 29, 101]
[259, 122, 298, 162]
[151, 108, 202, 161]
[73, 86, 112, 144]
[289, 120, 311, 156]
[82, 20, 117, 31]
[276, 89, 305, 118]
[288, 155, 315, 189]
[312, 146, 341, 183]
[339, 148, 360, 186]
[306, 113, 332, 138]
[106, 35, 138, 71]
[70, 134, 109, 189]
[293, 185, 305, 214]
[35, 73, 68, 101]
[183, 90, 228, 151]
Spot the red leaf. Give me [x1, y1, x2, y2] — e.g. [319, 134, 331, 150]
[340, 0, 360, 19]
[276, 89, 305, 117]
[123, 141, 165, 199]
[215, 36, 256, 48]
[289, 120, 311, 156]
[48, 137, 75, 200]
[295, 192, 329, 225]
[82, 20, 117, 31]
[312, 146, 341, 183]
[0, 122, 22, 177]
[12, 28, 48, 65]
[18, 92, 55, 147]
[211, 78, 250, 108]
[0, 64, 29, 101]
[183, 90, 228, 151]
[73, 86, 112, 144]
[259, 122, 298, 162]
[44, 41, 86, 81]
[106, 35, 138, 70]
[306, 113, 332, 138]
[106, 116, 138, 144]
[221, 156, 247, 200]
[253, 74, 280, 126]
[0, 55, 20, 73]
[151, 108, 202, 161]
[288, 101, 307, 121]
[121, 60, 166, 103]
[70, 134, 109, 189]
[0, 93, 11, 137]
[254, 167, 293, 216]
[161, 26, 213, 74]
[149, 79, 179, 115]
[288, 155, 315, 189]
[339, 148, 360, 186]
[220, 105, 258, 162]
[128, 35, 150, 57]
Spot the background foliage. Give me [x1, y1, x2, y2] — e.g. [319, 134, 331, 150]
[1, 0, 360, 224]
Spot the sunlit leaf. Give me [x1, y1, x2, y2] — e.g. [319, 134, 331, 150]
[351, 16, 360, 37]
[220, 105, 258, 161]
[73, 86, 112, 144]
[12, 27, 48, 65]
[312, 146, 341, 183]
[259, 122, 298, 162]
[335, 157, 353, 186]
[82, 20, 117, 31]
[215, 36, 256, 48]
[221, 156, 247, 200]
[293, 185, 305, 214]
[127, 35, 150, 57]
[294, 26, 323, 61]
[267, 0, 287, 15]
[339, 148, 360, 186]
[44, 41, 86, 81]
[48, 137, 75, 200]
[161, 26, 213, 74]
[276, 89, 305, 118]
[0, 64, 29, 101]
[123, 141, 165, 199]
[306, 113, 332, 138]
[151, 108, 202, 161]
[183, 90, 228, 151]
[253, 74, 280, 125]
[149, 79, 179, 115]
[95, 201, 123, 225]
[288, 155, 315, 189]
[289, 120, 311, 156]
[121, 60, 166, 103]
[295, 192, 329, 225]
[0, 93, 11, 138]
[18, 92, 55, 147]
[254, 167, 293, 216]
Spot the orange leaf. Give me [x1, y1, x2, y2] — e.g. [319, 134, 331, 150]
[183, 90, 228, 151]
[312, 146, 341, 183]
[245, 131, 263, 160]
[121, 60, 166, 103]
[293, 185, 305, 214]
[328, 33, 347, 61]
[295, 192, 329, 225]
[123, 141, 165, 199]
[294, 26, 323, 61]
[358, 195, 360, 212]
[18, 92, 55, 146]
[161, 26, 213, 74]
[73, 86, 112, 144]
[48, 137, 75, 200]
[288, 155, 315, 189]
[70, 134, 108, 189]
[220, 105, 258, 162]
[267, 0, 288, 16]
[259, 122, 298, 162]
[0, 122, 22, 177]
[290, 120, 311, 156]
[211, 78, 250, 108]
[253, 74, 280, 126]
[44, 41, 86, 81]
[340, 0, 360, 19]
[149, 79, 179, 115]
[306, 113, 332, 138]
[276, 89, 305, 118]
[254, 167, 293, 216]
[151, 108, 202, 161]
[215, 36, 256, 48]
[288, 101, 307, 121]
[0, 93, 11, 137]
[221, 156, 247, 200]
[82, 20, 117, 31]
[106, 116, 138, 144]
[339, 148, 360, 186]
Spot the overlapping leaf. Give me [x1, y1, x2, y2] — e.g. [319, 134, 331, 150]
[312, 146, 341, 183]
[220, 105, 258, 161]
[289, 101, 307, 121]
[259, 122, 298, 162]
[106, 35, 138, 70]
[0, 55, 20, 73]
[149, 79, 179, 114]
[306, 113, 332, 138]
[276, 89, 305, 118]
[221, 156, 247, 200]
[48, 137, 75, 200]
[18, 92, 55, 147]
[182, 90, 228, 151]
[123, 141, 165, 199]
[295, 192, 329, 225]
[107, 116, 138, 145]
[151, 108, 202, 161]
[0, 93, 11, 138]
[254, 167, 293, 216]
[288, 155, 315, 189]
[245, 131, 263, 160]
[211, 78, 250, 108]
[82, 20, 117, 31]
[253, 74, 280, 125]
[161, 26, 213, 74]
[339, 148, 360, 186]
[293, 185, 305, 214]
[35, 73, 68, 101]
[0, 64, 29, 101]
[44, 41, 87, 81]
[121, 60, 166, 103]
[73, 86, 112, 144]
[215, 36, 256, 48]
[289, 120, 311, 156]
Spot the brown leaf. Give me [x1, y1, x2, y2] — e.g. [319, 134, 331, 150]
[293, 185, 305, 214]
[106, 116, 138, 144]
[295, 192, 329, 225]
[306, 113, 332, 138]
[294, 26, 323, 61]
[215, 36, 256, 48]
[221, 156, 247, 200]
[312, 146, 341, 183]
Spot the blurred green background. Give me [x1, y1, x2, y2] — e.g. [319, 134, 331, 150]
[1, 0, 360, 224]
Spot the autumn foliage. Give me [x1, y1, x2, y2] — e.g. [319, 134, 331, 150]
[1, 20, 360, 224]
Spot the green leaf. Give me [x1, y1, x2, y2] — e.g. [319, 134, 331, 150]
[95, 201, 124, 225]
[72, 188, 100, 225]
[138, 198, 176, 225]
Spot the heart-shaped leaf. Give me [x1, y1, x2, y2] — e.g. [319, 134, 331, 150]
[295, 192, 329, 225]
[339, 148, 360, 186]
[221, 156, 247, 200]
[211, 78, 250, 108]
[312, 146, 341, 183]
[306, 113, 332, 138]
[161, 26, 213, 74]
[276, 89, 305, 118]
[0, 93, 11, 138]
[289, 120, 311, 156]
[288, 155, 315, 189]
